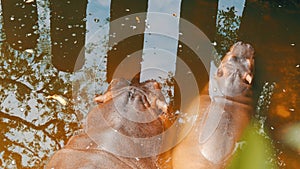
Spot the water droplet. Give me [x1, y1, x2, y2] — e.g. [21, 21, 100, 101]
[290, 43, 295, 46]
[125, 8, 130, 12]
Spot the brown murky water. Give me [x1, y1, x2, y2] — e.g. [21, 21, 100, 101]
[0, 0, 299, 168]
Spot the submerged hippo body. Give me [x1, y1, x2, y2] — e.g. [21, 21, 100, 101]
[45, 79, 169, 169]
[172, 42, 255, 169]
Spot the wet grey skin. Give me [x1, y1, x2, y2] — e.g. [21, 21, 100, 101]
[171, 41, 255, 169]
[45, 79, 169, 169]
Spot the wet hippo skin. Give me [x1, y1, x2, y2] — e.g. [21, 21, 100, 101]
[46, 41, 254, 169]
[45, 79, 169, 169]
[171, 42, 255, 169]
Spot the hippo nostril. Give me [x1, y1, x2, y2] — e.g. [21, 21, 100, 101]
[243, 73, 253, 84]
[141, 95, 151, 108]
[156, 99, 168, 114]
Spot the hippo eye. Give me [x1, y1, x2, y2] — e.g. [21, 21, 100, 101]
[230, 55, 237, 62]
[217, 69, 223, 77]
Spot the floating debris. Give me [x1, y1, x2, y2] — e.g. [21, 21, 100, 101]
[46, 94, 68, 106]
[135, 16, 140, 23]
[212, 41, 217, 46]
[130, 25, 137, 30]
[24, 0, 34, 3]
[24, 49, 34, 54]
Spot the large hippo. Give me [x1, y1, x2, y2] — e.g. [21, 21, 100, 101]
[171, 41, 255, 169]
[45, 79, 170, 169]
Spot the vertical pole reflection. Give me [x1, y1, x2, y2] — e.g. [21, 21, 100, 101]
[36, 0, 51, 54]
[49, 0, 87, 72]
[215, 0, 246, 57]
[140, 0, 182, 83]
[140, 0, 182, 104]
[1, 0, 38, 51]
[0, 0, 3, 42]
[72, 0, 111, 118]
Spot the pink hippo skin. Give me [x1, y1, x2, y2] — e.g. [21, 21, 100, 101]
[171, 42, 255, 169]
[45, 79, 169, 169]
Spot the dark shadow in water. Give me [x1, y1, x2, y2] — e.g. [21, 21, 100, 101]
[177, 0, 216, 91]
[107, 0, 148, 82]
[50, 0, 87, 72]
[1, 0, 38, 50]
[239, 1, 300, 168]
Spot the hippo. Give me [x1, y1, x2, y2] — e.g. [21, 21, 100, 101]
[45, 79, 170, 169]
[46, 41, 254, 169]
[170, 41, 255, 169]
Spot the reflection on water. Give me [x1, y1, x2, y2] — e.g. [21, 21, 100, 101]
[0, 43, 80, 168]
[0, 0, 299, 168]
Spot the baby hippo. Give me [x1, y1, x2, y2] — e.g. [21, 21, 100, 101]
[171, 42, 255, 169]
[45, 79, 169, 169]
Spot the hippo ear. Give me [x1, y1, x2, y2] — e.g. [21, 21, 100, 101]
[199, 102, 224, 144]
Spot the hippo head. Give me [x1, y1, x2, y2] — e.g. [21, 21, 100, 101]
[86, 78, 169, 157]
[94, 78, 168, 124]
[213, 42, 255, 97]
